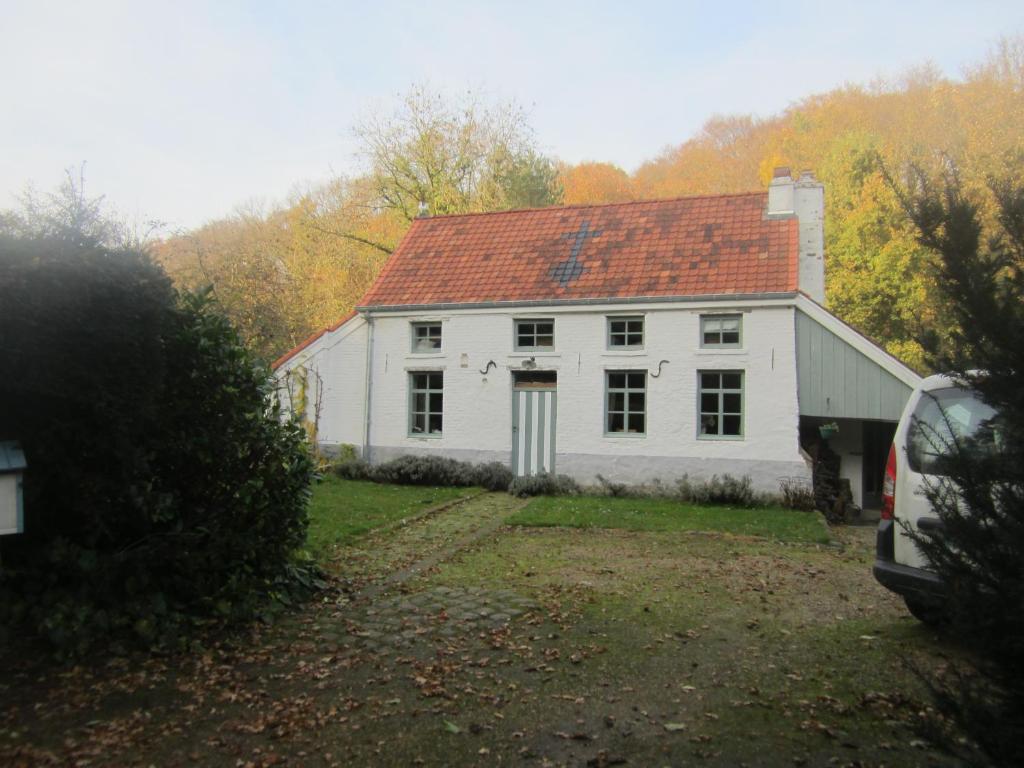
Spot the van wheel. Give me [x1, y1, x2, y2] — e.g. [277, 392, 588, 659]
[904, 595, 945, 626]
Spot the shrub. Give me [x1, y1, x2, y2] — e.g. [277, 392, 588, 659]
[0, 234, 315, 656]
[508, 472, 581, 498]
[471, 462, 515, 492]
[331, 457, 373, 481]
[674, 473, 768, 508]
[335, 443, 360, 463]
[595, 474, 630, 497]
[333, 455, 514, 492]
[370, 455, 477, 486]
[778, 477, 816, 511]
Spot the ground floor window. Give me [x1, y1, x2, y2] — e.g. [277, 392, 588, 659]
[409, 371, 443, 435]
[606, 370, 646, 434]
[699, 370, 743, 437]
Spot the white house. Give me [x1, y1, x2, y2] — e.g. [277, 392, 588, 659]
[274, 169, 921, 509]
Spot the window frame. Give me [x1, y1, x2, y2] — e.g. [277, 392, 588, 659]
[700, 314, 743, 349]
[410, 321, 443, 353]
[408, 371, 444, 437]
[514, 318, 555, 351]
[607, 315, 645, 350]
[604, 369, 647, 437]
[697, 370, 744, 440]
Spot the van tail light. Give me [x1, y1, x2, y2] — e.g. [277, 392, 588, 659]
[881, 443, 897, 520]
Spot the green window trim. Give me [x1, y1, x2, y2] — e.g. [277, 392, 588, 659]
[409, 371, 444, 436]
[411, 322, 443, 352]
[605, 370, 647, 436]
[700, 314, 742, 348]
[607, 315, 644, 349]
[698, 370, 744, 439]
[515, 318, 555, 351]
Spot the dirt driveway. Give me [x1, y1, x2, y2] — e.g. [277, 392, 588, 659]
[0, 494, 957, 767]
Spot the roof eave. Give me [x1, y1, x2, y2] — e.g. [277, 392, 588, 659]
[357, 291, 800, 314]
[271, 310, 361, 371]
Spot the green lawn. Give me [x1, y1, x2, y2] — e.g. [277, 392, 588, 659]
[306, 476, 477, 552]
[507, 494, 831, 543]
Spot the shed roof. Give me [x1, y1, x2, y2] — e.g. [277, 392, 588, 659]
[0, 442, 26, 474]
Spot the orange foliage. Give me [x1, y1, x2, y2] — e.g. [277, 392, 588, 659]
[559, 162, 636, 205]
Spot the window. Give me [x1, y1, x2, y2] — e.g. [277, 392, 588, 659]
[411, 322, 442, 352]
[701, 314, 742, 348]
[409, 372, 443, 435]
[608, 316, 644, 349]
[699, 371, 743, 438]
[606, 370, 646, 434]
[515, 319, 554, 350]
[907, 387, 1001, 474]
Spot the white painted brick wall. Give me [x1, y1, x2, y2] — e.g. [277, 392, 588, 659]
[283, 317, 369, 450]
[365, 302, 805, 468]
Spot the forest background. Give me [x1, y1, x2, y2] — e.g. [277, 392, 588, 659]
[150, 37, 1024, 373]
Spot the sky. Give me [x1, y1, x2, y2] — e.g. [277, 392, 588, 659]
[2, 0, 1022, 231]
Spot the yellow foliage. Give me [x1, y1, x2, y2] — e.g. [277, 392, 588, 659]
[629, 37, 1024, 371]
[559, 162, 635, 205]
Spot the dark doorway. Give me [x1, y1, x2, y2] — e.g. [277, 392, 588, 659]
[862, 421, 896, 509]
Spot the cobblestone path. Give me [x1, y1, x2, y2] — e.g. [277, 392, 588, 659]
[311, 492, 539, 654]
[329, 491, 526, 595]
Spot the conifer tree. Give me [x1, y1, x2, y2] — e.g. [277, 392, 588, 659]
[895, 159, 1024, 765]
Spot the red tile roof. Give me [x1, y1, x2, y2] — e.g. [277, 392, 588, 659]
[272, 310, 357, 370]
[359, 192, 798, 308]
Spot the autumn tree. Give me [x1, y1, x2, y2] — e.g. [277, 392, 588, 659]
[355, 85, 561, 219]
[159, 87, 562, 360]
[630, 37, 1024, 371]
[559, 162, 635, 205]
[154, 181, 400, 362]
[633, 115, 772, 198]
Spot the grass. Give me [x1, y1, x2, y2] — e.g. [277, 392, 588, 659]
[305, 476, 477, 553]
[507, 494, 831, 543]
[4, 495, 960, 768]
[425, 523, 953, 767]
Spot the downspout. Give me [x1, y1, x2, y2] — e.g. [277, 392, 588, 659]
[362, 315, 375, 463]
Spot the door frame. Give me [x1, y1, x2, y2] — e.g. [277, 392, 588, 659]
[511, 372, 557, 477]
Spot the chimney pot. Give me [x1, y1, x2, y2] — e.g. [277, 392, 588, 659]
[772, 166, 792, 179]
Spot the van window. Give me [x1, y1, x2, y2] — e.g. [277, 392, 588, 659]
[906, 387, 1000, 474]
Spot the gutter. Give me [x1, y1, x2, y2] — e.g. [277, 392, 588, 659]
[362, 316, 375, 463]
[357, 291, 800, 315]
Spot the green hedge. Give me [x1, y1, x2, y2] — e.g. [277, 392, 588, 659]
[0, 233, 316, 655]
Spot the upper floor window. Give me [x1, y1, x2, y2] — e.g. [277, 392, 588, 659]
[411, 322, 442, 352]
[701, 314, 742, 348]
[515, 319, 554, 350]
[608, 316, 644, 349]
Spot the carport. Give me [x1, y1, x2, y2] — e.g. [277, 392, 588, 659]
[794, 299, 921, 514]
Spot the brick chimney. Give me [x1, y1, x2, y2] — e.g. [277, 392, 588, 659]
[767, 168, 825, 304]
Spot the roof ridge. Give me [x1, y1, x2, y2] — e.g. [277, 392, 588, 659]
[416, 190, 768, 222]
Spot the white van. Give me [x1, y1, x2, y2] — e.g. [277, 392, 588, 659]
[873, 373, 1000, 622]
